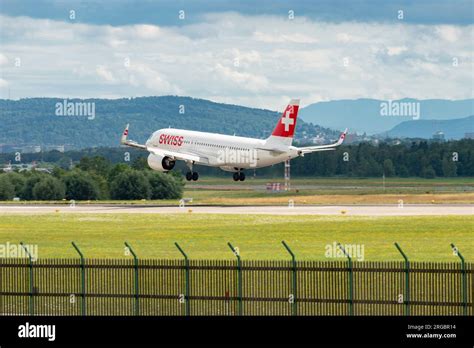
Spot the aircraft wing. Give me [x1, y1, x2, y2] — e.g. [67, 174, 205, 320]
[255, 146, 287, 154]
[121, 124, 206, 163]
[297, 129, 347, 155]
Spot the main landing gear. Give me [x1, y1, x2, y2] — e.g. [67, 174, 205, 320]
[186, 171, 199, 181]
[233, 171, 245, 182]
[185, 161, 199, 181]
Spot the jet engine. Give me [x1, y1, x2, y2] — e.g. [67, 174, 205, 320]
[147, 154, 175, 172]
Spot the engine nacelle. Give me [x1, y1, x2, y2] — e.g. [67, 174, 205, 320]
[147, 154, 175, 172]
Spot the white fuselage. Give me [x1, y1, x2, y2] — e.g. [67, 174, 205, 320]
[146, 128, 299, 170]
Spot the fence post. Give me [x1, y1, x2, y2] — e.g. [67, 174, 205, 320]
[394, 243, 410, 316]
[125, 242, 139, 316]
[20, 242, 34, 316]
[282, 241, 297, 316]
[450, 243, 467, 316]
[227, 242, 242, 316]
[337, 243, 353, 316]
[174, 242, 190, 316]
[71, 242, 86, 316]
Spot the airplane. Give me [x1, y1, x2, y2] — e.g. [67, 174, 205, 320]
[121, 99, 347, 181]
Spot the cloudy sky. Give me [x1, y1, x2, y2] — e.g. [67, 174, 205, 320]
[0, 0, 472, 109]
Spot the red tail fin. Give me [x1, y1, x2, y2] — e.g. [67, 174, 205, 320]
[271, 99, 300, 138]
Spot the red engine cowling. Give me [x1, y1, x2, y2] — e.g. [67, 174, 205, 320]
[147, 154, 175, 172]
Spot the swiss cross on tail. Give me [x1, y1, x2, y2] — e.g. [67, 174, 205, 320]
[121, 124, 130, 144]
[271, 99, 300, 138]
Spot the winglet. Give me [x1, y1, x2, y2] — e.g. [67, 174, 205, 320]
[337, 128, 348, 145]
[120, 123, 147, 149]
[121, 124, 130, 144]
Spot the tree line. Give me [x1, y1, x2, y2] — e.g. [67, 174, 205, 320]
[0, 139, 472, 200]
[0, 156, 184, 201]
[285, 139, 473, 178]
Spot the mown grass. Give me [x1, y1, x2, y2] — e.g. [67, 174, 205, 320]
[180, 191, 474, 204]
[1, 192, 473, 205]
[195, 176, 474, 186]
[1, 177, 472, 205]
[0, 214, 472, 261]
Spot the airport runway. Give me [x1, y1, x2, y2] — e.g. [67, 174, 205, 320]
[0, 204, 472, 216]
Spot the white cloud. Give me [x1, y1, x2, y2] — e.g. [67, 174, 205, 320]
[95, 65, 117, 83]
[0, 53, 9, 66]
[213, 63, 269, 92]
[0, 13, 472, 109]
[253, 31, 318, 43]
[127, 63, 182, 94]
[134, 24, 162, 39]
[387, 46, 408, 56]
[436, 25, 462, 42]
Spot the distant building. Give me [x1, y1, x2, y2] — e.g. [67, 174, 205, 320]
[44, 145, 65, 153]
[0, 144, 69, 154]
[0, 144, 20, 153]
[310, 135, 325, 144]
[20, 145, 42, 153]
[344, 133, 357, 144]
[33, 167, 52, 174]
[1, 162, 13, 172]
[465, 132, 474, 139]
[432, 131, 445, 142]
[1, 162, 52, 174]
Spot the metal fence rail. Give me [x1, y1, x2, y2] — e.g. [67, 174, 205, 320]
[0, 258, 472, 316]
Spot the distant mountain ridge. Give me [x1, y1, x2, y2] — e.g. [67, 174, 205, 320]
[0, 96, 338, 150]
[383, 115, 474, 140]
[300, 98, 474, 134]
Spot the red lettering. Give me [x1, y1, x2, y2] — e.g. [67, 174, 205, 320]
[159, 134, 184, 147]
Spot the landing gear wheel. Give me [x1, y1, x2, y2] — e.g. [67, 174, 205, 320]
[186, 172, 193, 181]
[239, 172, 246, 181]
[192, 172, 199, 181]
[233, 172, 240, 181]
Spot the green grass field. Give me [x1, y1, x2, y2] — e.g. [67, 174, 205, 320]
[0, 213, 472, 261]
[194, 176, 474, 186]
[2, 176, 473, 205]
[182, 176, 474, 203]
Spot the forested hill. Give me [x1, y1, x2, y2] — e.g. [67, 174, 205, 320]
[384, 116, 474, 140]
[0, 97, 338, 149]
[300, 98, 474, 134]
